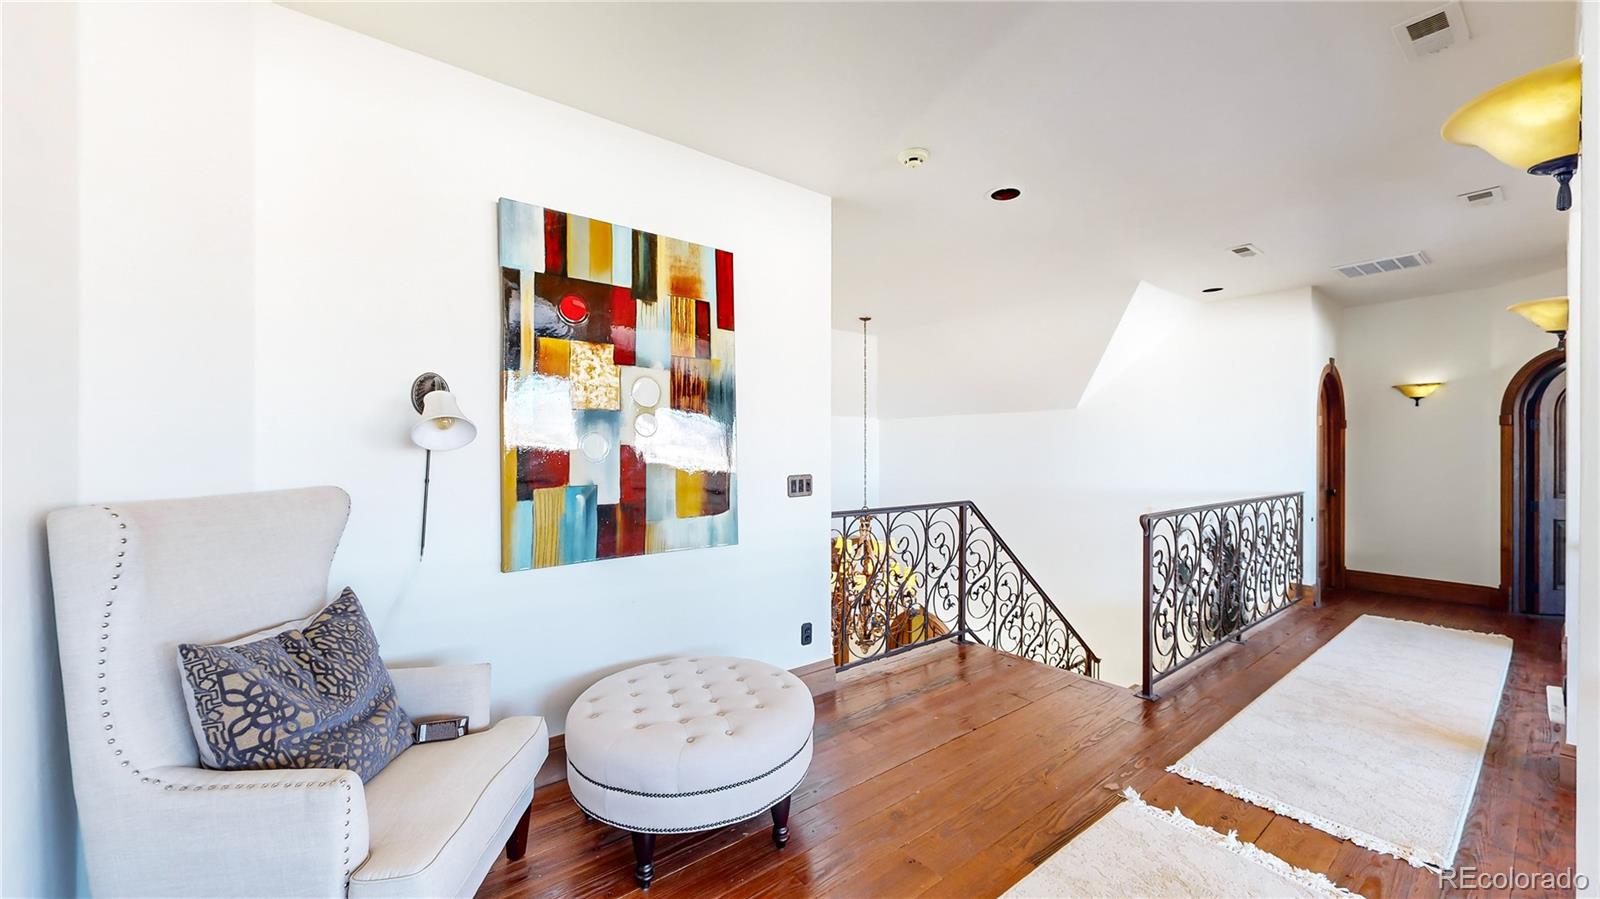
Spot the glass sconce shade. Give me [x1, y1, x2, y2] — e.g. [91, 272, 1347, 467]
[1442, 58, 1581, 210]
[1393, 382, 1444, 406]
[411, 390, 477, 451]
[1507, 297, 1569, 335]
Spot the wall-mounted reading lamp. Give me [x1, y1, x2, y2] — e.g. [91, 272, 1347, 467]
[410, 372, 477, 557]
[1392, 382, 1444, 407]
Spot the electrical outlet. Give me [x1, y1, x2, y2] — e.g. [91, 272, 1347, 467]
[801, 622, 813, 646]
[786, 474, 813, 497]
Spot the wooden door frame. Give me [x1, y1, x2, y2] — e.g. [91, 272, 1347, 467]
[1500, 347, 1566, 613]
[1316, 359, 1347, 591]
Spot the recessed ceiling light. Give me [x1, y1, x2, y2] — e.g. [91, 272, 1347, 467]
[990, 187, 1022, 201]
[1202, 287, 1224, 293]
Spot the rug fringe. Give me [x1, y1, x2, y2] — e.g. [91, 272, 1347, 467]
[1164, 763, 1441, 871]
[1119, 788, 1363, 898]
[1367, 614, 1514, 645]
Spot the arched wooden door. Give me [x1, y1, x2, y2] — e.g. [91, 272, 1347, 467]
[1316, 360, 1346, 591]
[1527, 370, 1567, 614]
[1501, 348, 1566, 615]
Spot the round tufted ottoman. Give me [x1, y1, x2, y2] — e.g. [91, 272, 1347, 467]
[566, 656, 814, 889]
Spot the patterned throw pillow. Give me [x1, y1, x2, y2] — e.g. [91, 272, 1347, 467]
[177, 588, 413, 782]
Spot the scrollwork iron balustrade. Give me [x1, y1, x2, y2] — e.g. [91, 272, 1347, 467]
[1138, 492, 1306, 700]
[830, 501, 1100, 678]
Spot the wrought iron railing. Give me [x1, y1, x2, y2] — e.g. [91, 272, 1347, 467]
[830, 501, 1099, 678]
[1137, 492, 1306, 700]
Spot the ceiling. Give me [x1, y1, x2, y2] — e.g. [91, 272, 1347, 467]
[287, 1, 1576, 415]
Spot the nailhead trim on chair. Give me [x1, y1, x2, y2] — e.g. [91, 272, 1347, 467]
[96, 506, 359, 878]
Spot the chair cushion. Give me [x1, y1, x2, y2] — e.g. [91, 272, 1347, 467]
[351, 716, 548, 899]
[176, 588, 413, 781]
[564, 657, 813, 834]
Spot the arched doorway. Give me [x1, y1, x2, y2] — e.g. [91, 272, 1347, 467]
[1316, 359, 1346, 593]
[1500, 348, 1567, 615]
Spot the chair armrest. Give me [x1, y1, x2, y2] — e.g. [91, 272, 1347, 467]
[388, 662, 491, 732]
[140, 765, 369, 896]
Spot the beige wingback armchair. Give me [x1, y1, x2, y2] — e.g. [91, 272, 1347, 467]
[48, 486, 548, 898]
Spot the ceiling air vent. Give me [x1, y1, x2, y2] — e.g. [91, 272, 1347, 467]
[1228, 243, 1262, 258]
[1393, 2, 1469, 61]
[1459, 186, 1505, 208]
[1335, 251, 1431, 279]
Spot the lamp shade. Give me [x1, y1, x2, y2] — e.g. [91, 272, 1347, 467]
[1393, 382, 1443, 405]
[1441, 58, 1581, 210]
[1507, 296, 1569, 335]
[411, 390, 477, 451]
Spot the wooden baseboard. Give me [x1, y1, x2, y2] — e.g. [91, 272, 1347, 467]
[1344, 569, 1505, 608]
[791, 657, 838, 698]
[533, 657, 835, 788]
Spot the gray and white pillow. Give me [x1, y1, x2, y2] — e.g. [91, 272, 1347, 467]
[177, 588, 412, 781]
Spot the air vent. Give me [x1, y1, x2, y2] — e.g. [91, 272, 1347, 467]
[1228, 243, 1262, 258]
[1335, 251, 1431, 279]
[1394, 2, 1468, 61]
[1459, 186, 1505, 208]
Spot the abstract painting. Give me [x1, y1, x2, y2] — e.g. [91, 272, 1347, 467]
[497, 198, 737, 571]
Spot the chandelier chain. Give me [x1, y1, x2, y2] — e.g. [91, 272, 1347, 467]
[860, 316, 871, 509]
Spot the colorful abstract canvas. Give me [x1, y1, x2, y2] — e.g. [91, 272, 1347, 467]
[498, 198, 737, 571]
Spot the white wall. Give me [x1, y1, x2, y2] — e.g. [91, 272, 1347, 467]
[830, 327, 879, 510]
[248, 5, 832, 733]
[872, 283, 1336, 685]
[3, 5, 832, 891]
[76, 2, 256, 501]
[1, 4, 84, 895]
[1337, 269, 1565, 586]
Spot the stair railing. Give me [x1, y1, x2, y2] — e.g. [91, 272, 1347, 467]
[830, 500, 1099, 678]
[1137, 492, 1306, 700]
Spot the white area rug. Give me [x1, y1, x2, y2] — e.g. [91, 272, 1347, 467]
[1003, 789, 1357, 898]
[1168, 614, 1513, 871]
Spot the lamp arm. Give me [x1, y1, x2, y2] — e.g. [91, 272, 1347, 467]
[420, 449, 432, 559]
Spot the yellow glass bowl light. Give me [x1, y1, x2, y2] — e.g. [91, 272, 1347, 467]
[1442, 58, 1581, 170]
[1393, 383, 1443, 405]
[1507, 296, 1569, 335]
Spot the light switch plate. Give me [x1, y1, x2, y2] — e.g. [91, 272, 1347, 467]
[786, 474, 813, 497]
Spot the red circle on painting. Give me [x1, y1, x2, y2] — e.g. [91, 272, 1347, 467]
[558, 294, 589, 324]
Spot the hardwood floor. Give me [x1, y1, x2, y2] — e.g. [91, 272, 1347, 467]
[478, 590, 1572, 898]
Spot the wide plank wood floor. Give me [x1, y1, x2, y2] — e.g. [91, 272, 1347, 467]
[478, 589, 1572, 898]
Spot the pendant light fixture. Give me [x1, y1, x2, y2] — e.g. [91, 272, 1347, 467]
[1507, 296, 1570, 349]
[1442, 58, 1582, 211]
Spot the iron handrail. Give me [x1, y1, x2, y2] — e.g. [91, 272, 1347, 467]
[830, 500, 1100, 678]
[1137, 491, 1306, 700]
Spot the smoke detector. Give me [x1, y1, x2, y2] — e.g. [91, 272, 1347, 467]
[899, 147, 930, 169]
[1393, 2, 1469, 61]
[1228, 243, 1263, 258]
[1334, 251, 1431, 279]
[1458, 186, 1505, 208]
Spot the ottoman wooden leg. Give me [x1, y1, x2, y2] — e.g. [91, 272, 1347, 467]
[632, 832, 656, 890]
[771, 796, 791, 849]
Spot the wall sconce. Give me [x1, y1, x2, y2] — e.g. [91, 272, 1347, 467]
[1507, 296, 1569, 350]
[1442, 58, 1581, 211]
[1393, 382, 1444, 407]
[410, 372, 477, 557]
